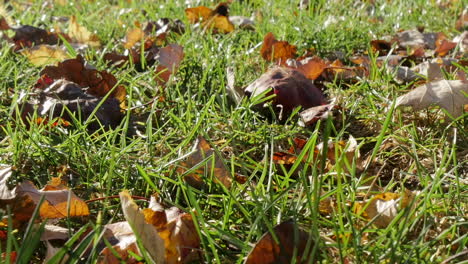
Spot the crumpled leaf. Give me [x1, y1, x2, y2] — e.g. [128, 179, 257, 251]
[20, 79, 124, 131]
[142, 196, 201, 264]
[20, 44, 70, 66]
[119, 190, 165, 264]
[68, 16, 100, 48]
[0, 178, 89, 227]
[395, 80, 468, 117]
[244, 221, 316, 264]
[245, 67, 325, 114]
[40, 55, 126, 104]
[455, 9, 468, 31]
[177, 136, 245, 189]
[185, 3, 234, 33]
[299, 101, 336, 126]
[354, 189, 416, 228]
[260, 32, 297, 64]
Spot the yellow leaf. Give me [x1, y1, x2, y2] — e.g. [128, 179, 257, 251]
[69, 16, 101, 48]
[20, 45, 70, 66]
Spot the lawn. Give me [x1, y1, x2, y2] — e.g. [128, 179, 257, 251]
[0, 0, 467, 263]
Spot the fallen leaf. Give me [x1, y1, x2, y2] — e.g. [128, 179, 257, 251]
[40, 55, 127, 105]
[185, 3, 234, 33]
[292, 56, 327, 80]
[155, 44, 184, 85]
[41, 224, 69, 241]
[260, 32, 297, 64]
[245, 67, 325, 114]
[354, 189, 416, 228]
[119, 190, 165, 264]
[244, 221, 316, 264]
[176, 136, 244, 189]
[0, 179, 89, 227]
[20, 79, 124, 131]
[124, 21, 144, 49]
[229, 16, 255, 30]
[20, 44, 70, 66]
[143, 196, 201, 263]
[395, 80, 468, 117]
[299, 101, 336, 126]
[68, 16, 100, 48]
[435, 39, 457, 57]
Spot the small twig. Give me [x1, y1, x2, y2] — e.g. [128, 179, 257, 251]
[86, 195, 149, 203]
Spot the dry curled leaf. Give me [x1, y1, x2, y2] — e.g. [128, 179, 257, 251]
[244, 221, 316, 264]
[142, 196, 201, 264]
[119, 190, 165, 264]
[177, 136, 245, 189]
[354, 189, 416, 228]
[40, 55, 126, 104]
[18, 77, 124, 131]
[68, 16, 100, 48]
[0, 179, 89, 227]
[395, 80, 468, 117]
[260, 32, 297, 64]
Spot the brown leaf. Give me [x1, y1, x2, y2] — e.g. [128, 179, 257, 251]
[0, 179, 90, 226]
[40, 55, 126, 105]
[119, 191, 165, 264]
[19, 79, 124, 131]
[155, 44, 184, 85]
[244, 221, 316, 264]
[68, 16, 100, 48]
[395, 80, 468, 117]
[260, 32, 297, 64]
[143, 196, 201, 264]
[299, 102, 336, 126]
[292, 56, 327, 80]
[177, 136, 243, 189]
[435, 39, 457, 57]
[245, 67, 324, 114]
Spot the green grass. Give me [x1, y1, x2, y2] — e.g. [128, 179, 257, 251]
[0, 0, 467, 263]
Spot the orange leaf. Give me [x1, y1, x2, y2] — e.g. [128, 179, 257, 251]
[293, 56, 327, 80]
[260, 32, 297, 64]
[185, 3, 234, 33]
[245, 221, 315, 263]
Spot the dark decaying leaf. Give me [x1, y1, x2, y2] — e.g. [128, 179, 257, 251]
[40, 55, 126, 103]
[21, 79, 124, 131]
[0, 18, 70, 51]
[245, 67, 325, 114]
[244, 221, 316, 264]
